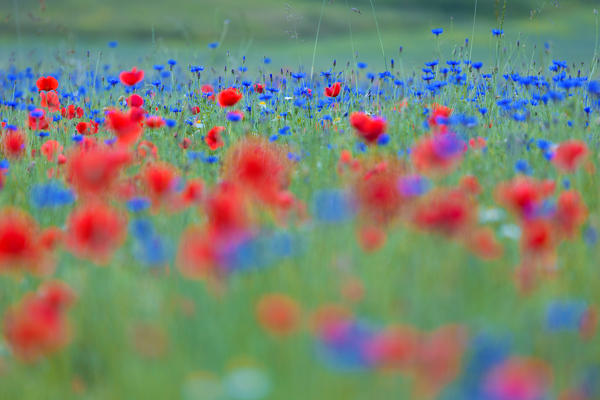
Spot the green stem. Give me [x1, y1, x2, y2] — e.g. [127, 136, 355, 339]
[469, 0, 478, 63]
[310, 0, 327, 81]
[369, 0, 387, 70]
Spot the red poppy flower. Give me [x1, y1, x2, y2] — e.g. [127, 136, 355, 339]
[350, 112, 387, 144]
[521, 219, 555, 256]
[40, 140, 63, 162]
[190, 106, 201, 115]
[76, 121, 98, 135]
[353, 160, 405, 225]
[105, 108, 145, 146]
[176, 227, 217, 279]
[412, 133, 466, 176]
[412, 325, 467, 399]
[428, 104, 452, 127]
[217, 87, 243, 107]
[142, 162, 179, 206]
[28, 109, 50, 130]
[66, 146, 131, 197]
[554, 190, 587, 238]
[495, 177, 553, 219]
[201, 84, 215, 100]
[61, 105, 84, 120]
[36, 76, 59, 92]
[205, 126, 225, 151]
[2, 130, 26, 159]
[65, 203, 126, 264]
[256, 293, 301, 337]
[222, 138, 291, 205]
[137, 140, 159, 160]
[413, 188, 475, 237]
[552, 140, 588, 173]
[0, 208, 54, 276]
[364, 325, 419, 370]
[119, 67, 144, 86]
[483, 357, 552, 400]
[40, 91, 60, 112]
[181, 179, 204, 205]
[3, 281, 75, 363]
[254, 83, 264, 93]
[205, 182, 251, 237]
[324, 82, 342, 97]
[145, 116, 166, 129]
[127, 94, 144, 108]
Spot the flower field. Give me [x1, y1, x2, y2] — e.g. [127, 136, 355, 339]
[1, 17, 600, 399]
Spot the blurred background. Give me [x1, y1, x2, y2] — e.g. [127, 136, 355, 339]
[0, 0, 598, 69]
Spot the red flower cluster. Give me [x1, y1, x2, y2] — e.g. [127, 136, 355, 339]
[61, 105, 84, 120]
[66, 145, 131, 198]
[105, 107, 145, 146]
[177, 139, 300, 280]
[3, 281, 75, 363]
[496, 176, 587, 293]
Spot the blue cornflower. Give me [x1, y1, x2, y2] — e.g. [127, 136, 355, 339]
[514, 159, 532, 175]
[545, 300, 587, 332]
[377, 134, 390, 146]
[127, 197, 151, 213]
[431, 28, 443, 36]
[588, 81, 600, 96]
[226, 111, 243, 122]
[313, 190, 355, 223]
[30, 181, 75, 208]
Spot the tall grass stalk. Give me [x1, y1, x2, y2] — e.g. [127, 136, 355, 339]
[469, 0, 478, 62]
[369, 0, 387, 70]
[310, 0, 327, 80]
[590, 9, 599, 79]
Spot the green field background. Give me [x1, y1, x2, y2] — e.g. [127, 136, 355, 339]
[1, 0, 599, 69]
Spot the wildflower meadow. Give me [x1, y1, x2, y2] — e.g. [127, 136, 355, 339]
[1, 0, 600, 399]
